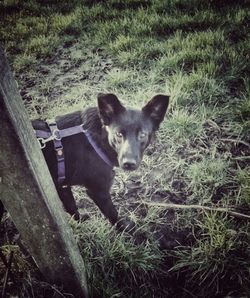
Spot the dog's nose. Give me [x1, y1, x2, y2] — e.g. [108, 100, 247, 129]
[122, 158, 137, 171]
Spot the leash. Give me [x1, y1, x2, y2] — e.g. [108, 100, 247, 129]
[35, 119, 113, 185]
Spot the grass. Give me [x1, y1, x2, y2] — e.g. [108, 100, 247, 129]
[186, 156, 230, 203]
[0, 0, 250, 297]
[171, 213, 250, 297]
[70, 216, 170, 298]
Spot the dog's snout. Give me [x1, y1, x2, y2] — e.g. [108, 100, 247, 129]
[122, 158, 137, 171]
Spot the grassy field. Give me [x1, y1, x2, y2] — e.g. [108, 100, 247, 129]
[1, 0, 250, 297]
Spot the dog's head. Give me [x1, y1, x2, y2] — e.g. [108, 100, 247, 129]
[97, 93, 169, 170]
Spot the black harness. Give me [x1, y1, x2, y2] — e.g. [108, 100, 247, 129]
[35, 119, 113, 185]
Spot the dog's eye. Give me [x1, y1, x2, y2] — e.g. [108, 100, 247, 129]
[116, 131, 123, 138]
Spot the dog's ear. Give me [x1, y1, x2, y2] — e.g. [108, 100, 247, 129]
[97, 93, 125, 125]
[142, 94, 169, 128]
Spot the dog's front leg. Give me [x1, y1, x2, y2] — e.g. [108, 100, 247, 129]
[86, 189, 135, 231]
[56, 186, 80, 220]
[86, 189, 118, 224]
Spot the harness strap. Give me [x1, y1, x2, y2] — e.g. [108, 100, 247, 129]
[35, 125, 84, 140]
[83, 130, 113, 168]
[46, 119, 66, 185]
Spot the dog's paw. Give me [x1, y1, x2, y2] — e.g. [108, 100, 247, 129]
[115, 217, 136, 233]
[71, 211, 90, 222]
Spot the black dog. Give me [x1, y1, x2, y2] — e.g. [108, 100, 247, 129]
[32, 93, 169, 229]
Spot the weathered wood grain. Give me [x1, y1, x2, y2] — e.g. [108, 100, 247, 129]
[0, 48, 88, 297]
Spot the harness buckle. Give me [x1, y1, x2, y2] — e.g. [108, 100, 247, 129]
[52, 128, 61, 141]
[37, 138, 46, 149]
[36, 129, 61, 149]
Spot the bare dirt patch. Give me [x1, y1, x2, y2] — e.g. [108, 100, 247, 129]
[18, 41, 114, 116]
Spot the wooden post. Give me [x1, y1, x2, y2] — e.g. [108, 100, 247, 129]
[0, 48, 88, 297]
